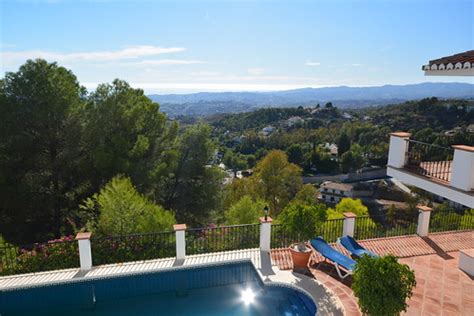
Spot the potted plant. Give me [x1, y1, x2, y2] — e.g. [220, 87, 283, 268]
[352, 255, 416, 316]
[278, 202, 326, 270]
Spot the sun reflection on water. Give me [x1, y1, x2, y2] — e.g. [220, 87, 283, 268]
[241, 287, 256, 306]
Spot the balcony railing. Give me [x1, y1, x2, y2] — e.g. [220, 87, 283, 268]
[91, 231, 176, 266]
[429, 211, 474, 233]
[271, 219, 345, 248]
[1, 208, 473, 277]
[405, 140, 454, 184]
[354, 214, 418, 240]
[186, 224, 260, 255]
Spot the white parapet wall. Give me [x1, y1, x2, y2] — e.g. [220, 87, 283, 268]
[387, 132, 474, 208]
[259, 217, 272, 252]
[387, 132, 411, 168]
[76, 232, 93, 271]
[459, 249, 474, 277]
[342, 212, 356, 237]
[451, 145, 474, 192]
[416, 205, 432, 237]
[174, 224, 187, 260]
[387, 166, 474, 208]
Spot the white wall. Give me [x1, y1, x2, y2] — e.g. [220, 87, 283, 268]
[387, 166, 474, 208]
[424, 68, 474, 76]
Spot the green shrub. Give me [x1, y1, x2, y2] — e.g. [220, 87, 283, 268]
[352, 255, 416, 316]
[81, 176, 176, 235]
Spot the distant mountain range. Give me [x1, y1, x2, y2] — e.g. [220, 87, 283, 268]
[147, 82, 474, 117]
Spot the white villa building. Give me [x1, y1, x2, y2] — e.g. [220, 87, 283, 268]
[387, 50, 474, 208]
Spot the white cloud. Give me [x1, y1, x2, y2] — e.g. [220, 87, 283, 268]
[133, 59, 205, 66]
[305, 61, 321, 66]
[1, 45, 186, 66]
[351, 63, 363, 67]
[0, 43, 16, 48]
[189, 71, 220, 76]
[247, 68, 265, 75]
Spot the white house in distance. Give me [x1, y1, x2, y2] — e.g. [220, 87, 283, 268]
[387, 50, 474, 208]
[323, 143, 339, 156]
[319, 181, 372, 203]
[285, 116, 304, 127]
[260, 125, 276, 137]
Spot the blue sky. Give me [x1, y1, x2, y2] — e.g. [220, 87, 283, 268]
[1, 0, 473, 93]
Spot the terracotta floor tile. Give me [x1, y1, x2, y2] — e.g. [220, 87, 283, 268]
[411, 292, 425, 302]
[442, 294, 461, 305]
[442, 302, 460, 313]
[424, 297, 442, 307]
[441, 310, 461, 316]
[460, 307, 474, 316]
[403, 308, 422, 316]
[425, 289, 443, 300]
[408, 299, 424, 309]
[422, 307, 442, 316]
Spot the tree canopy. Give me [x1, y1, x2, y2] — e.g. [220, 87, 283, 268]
[225, 195, 266, 225]
[253, 150, 302, 216]
[0, 60, 223, 243]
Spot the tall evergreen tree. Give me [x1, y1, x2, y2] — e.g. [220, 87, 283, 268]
[0, 59, 87, 242]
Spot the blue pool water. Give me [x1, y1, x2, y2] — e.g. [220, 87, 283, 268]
[0, 261, 317, 315]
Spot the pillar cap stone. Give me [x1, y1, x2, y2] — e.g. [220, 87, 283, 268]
[343, 212, 357, 218]
[75, 232, 92, 240]
[173, 224, 187, 231]
[452, 145, 474, 153]
[417, 205, 433, 212]
[259, 216, 273, 223]
[390, 132, 411, 138]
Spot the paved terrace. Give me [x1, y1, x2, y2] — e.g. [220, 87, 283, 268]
[272, 230, 474, 316]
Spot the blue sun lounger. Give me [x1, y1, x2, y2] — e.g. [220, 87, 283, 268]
[338, 236, 379, 259]
[310, 237, 356, 279]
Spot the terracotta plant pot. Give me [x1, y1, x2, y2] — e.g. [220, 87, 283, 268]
[289, 243, 312, 269]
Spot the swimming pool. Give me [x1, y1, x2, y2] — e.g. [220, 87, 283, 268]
[0, 260, 317, 315]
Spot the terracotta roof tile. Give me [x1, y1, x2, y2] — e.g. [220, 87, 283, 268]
[428, 50, 474, 66]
